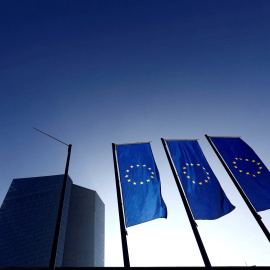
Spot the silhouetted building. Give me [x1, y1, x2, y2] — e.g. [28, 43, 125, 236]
[0, 175, 104, 267]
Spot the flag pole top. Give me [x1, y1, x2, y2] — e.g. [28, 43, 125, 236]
[163, 138, 199, 141]
[205, 135, 241, 138]
[114, 141, 152, 146]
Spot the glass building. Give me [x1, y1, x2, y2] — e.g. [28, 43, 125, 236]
[0, 175, 104, 267]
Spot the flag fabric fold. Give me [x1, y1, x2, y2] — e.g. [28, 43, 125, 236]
[210, 137, 270, 212]
[166, 140, 235, 220]
[116, 143, 167, 227]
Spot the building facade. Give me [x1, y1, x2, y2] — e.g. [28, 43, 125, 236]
[0, 175, 104, 267]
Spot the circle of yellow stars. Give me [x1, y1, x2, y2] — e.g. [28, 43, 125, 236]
[182, 163, 210, 185]
[232, 158, 263, 178]
[124, 164, 154, 185]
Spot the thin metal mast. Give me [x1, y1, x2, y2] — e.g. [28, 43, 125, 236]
[112, 143, 130, 269]
[161, 138, 212, 269]
[205, 134, 270, 242]
[33, 128, 72, 269]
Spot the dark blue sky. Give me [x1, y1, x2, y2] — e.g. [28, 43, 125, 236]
[1, 1, 270, 137]
[1, 0, 270, 266]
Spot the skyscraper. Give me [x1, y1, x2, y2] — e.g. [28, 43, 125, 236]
[0, 175, 105, 267]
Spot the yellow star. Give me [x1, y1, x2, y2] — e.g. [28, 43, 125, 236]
[137, 164, 140, 167]
[235, 158, 238, 160]
[259, 167, 262, 169]
[186, 163, 189, 166]
[207, 177, 210, 179]
[257, 163, 260, 165]
[151, 172, 154, 174]
[183, 167, 186, 169]
[183, 171, 187, 174]
[253, 175, 256, 177]
[252, 160, 255, 162]
[257, 171, 261, 174]
[245, 159, 249, 161]
[233, 161, 236, 164]
[203, 167, 206, 170]
[130, 165, 133, 168]
[128, 179, 131, 182]
[147, 179, 150, 182]
[205, 180, 208, 183]
[199, 182, 202, 185]
[151, 176, 154, 178]
[192, 181, 195, 184]
[246, 172, 250, 175]
[125, 175, 128, 178]
[206, 172, 209, 175]
[191, 163, 194, 166]
[140, 182, 144, 184]
[148, 168, 151, 170]
[234, 166, 238, 168]
[133, 182, 136, 185]
[239, 170, 243, 172]
[126, 170, 129, 172]
[197, 164, 200, 166]
[239, 158, 242, 160]
[187, 176, 190, 178]
[143, 164, 146, 167]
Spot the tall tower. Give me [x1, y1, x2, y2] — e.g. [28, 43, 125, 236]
[63, 184, 105, 267]
[0, 175, 104, 267]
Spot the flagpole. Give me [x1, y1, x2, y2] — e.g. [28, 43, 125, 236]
[49, 143, 72, 269]
[33, 127, 72, 269]
[161, 138, 212, 269]
[112, 143, 131, 269]
[205, 134, 270, 242]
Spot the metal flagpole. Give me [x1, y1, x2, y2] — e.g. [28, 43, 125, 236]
[33, 128, 72, 269]
[112, 143, 130, 269]
[161, 138, 212, 269]
[205, 134, 270, 242]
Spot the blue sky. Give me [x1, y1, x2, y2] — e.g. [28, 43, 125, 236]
[1, 0, 270, 266]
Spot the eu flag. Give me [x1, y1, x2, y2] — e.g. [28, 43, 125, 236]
[166, 140, 235, 220]
[209, 137, 270, 212]
[116, 143, 167, 227]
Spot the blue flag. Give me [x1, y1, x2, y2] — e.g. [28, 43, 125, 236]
[210, 137, 270, 212]
[166, 140, 235, 220]
[116, 143, 167, 227]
